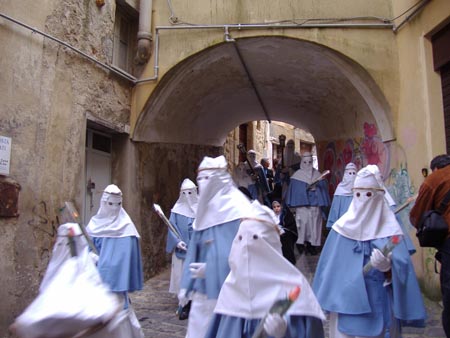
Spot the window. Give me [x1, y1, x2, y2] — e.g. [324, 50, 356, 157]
[113, 2, 138, 74]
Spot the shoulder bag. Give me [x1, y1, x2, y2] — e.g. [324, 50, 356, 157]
[416, 190, 450, 248]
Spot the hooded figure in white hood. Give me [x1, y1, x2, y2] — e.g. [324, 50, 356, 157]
[86, 184, 143, 309]
[285, 152, 330, 255]
[166, 178, 198, 318]
[312, 166, 426, 338]
[166, 178, 198, 294]
[179, 155, 252, 338]
[326, 163, 357, 229]
[205, 200, 325, 338]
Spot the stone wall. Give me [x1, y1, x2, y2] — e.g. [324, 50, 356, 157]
[0, 0, 133, 332]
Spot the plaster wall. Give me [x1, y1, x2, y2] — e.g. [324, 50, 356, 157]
[132, 0, 399, 135]
[136, 142, 222, 276]
[393, 0, 450, 299]
[0, 0, 134, 332]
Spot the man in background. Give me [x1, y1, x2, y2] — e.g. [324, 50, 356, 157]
[410, 154, 450, 337]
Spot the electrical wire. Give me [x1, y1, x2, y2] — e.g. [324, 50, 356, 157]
[164, 0, 429, 27]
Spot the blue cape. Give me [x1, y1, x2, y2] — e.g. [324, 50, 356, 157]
[285, 179, 330, 208]
[205, 314, 324, 338]
[165, 212, 194, 259]
[92, 236, 143, 293]
[180, 219, 241, 299]
[312, 230, 426, 336]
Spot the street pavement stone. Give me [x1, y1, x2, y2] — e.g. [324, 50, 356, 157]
[131, 253, 446, 338]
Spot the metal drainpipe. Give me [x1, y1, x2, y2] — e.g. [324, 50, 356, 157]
[135, 0, 153, 64]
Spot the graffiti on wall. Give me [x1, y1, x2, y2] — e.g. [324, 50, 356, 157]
[318, 122, 410, 202]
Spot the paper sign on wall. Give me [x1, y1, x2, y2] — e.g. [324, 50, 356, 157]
[0, 136, 12, 175]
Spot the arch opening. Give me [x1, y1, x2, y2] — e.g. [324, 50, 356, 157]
[133, 36, 395, 147]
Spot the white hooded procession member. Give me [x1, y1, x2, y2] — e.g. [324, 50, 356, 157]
[326, 162, 357, 229]
[285, 152, 330, 255]
[179, 155, 252, 338]
[233, 149, 270, 205]
[86, 184, 144, 310]
[165, 178, 198, 319]
[312, 165, 426, 338]
[10, 222, 122, 338]
[205, 200, 325, 338]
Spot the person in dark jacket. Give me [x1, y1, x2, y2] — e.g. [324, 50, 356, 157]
[272, 200, 298, 265]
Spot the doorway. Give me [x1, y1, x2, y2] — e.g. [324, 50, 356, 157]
[84, 128, 112, 224]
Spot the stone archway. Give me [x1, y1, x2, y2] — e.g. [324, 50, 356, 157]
[133, 36, 396, 277]
[133, 36, 394, 146]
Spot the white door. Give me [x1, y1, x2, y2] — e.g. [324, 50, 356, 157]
[84, 129, 112, 225]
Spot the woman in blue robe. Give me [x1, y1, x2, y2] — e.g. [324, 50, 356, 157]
[312, 166, 426, 338]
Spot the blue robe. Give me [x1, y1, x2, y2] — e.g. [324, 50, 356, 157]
[205, 314, 324, 338]
[312, 230, 426, 336]
[285, 179, 330, 209]
[326, 195, 353, 228]
[92, 236, 143, 308]
[165, 212, 194, 260]
[180, 219, 241, 299]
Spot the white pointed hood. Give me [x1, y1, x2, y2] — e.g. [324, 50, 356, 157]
[214, 201, 325, 320]
[291, 152, 321, 184]
[194, 156, 252, 231]
[332, 166, 402, 241]
[86, 184, 140, 238]
[171, 178, 198, 218]
[365, 164, 396, 206]
[334, 162, 357, 196]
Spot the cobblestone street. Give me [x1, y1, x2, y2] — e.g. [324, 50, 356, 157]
[131, 254, 447, 338]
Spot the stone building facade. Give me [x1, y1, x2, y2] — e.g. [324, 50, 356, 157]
[0, 0, 449, 334]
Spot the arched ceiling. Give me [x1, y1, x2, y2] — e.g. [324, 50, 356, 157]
[133, 36, 394, 146]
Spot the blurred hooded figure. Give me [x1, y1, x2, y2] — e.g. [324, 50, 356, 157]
[179, 155, 252, 338]
[234, 149, 270, 205]
[166, 178, 198, 317]
[86, 184, 143, 309]
[285, 152, 330, 255]
[205, 200, 325, 338]
[312, 166, 426, 338]
[279, 139, 302, 199]
[326, 163, 357, 229]
[10, 222, 123, 338]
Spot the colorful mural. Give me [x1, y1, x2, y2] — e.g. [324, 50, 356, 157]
[318, 122, 398, 198]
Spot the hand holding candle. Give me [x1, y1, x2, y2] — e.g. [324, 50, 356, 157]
[363, 235, 402, 274]
[252, 286, 301, 338]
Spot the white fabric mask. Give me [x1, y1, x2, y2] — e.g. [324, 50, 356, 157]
[86, 184, 140, 238]
[365, 164, 396, 207]
[291, 152, 321, 184]
[214, 201, 325, 320]
[171, 178, 198, 218]
[194, 156, 252, 231]
[332, 166, 402, 241]
[334, 163, 357, 196]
